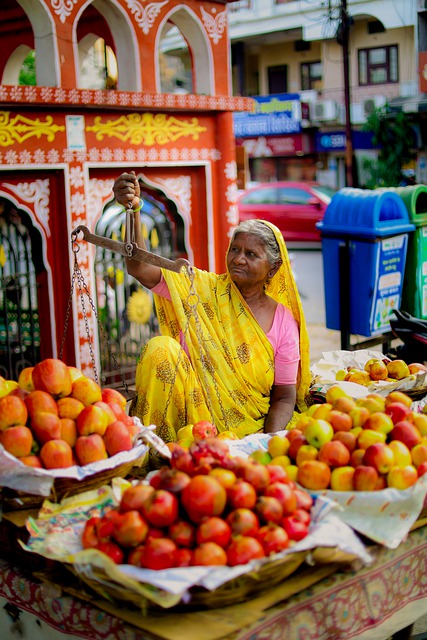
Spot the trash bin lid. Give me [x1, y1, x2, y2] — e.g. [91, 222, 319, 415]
[317, 188, 415, 238]
[389, 185, 427, 226]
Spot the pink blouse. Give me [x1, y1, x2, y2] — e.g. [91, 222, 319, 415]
[151, 276, 300, 386]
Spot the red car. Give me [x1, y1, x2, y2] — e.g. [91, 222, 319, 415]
[237, 181, 336, 243]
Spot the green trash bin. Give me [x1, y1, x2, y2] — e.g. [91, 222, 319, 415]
[393, 185, 427, 319]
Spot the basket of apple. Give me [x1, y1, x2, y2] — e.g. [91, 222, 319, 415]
[259, 386, 427, 547]
[21, 438, 321, 610]
[0, 358, 148, 510]
[310, 349, 427, 401]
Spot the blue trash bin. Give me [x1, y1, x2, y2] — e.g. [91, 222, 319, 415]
[316, 188, 415, 337]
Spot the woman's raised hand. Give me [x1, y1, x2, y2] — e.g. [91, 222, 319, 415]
[113, 171, 140, 210]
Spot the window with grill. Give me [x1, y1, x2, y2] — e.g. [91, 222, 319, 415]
[358, 45, 398, 85]
[301, 61, 322, 91]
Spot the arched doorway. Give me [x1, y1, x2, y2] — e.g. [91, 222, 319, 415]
[94, 180, 186, 389]
[0, 198, 44, 379]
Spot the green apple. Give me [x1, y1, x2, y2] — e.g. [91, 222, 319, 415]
[304, 419, 334, 449]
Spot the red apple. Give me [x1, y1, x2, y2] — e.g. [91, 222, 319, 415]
[318, 440, 350, 467]
[32, 358, 72, 398]
[353, 465, 379, 491]
[101, 388, 127, 410]
[296, 460, 331, 490]
[71, 376, 102, 406]
[385, 402, 413, 425]
[363, 443, 395, 474]
[304, 419, 334, 449]
[31, 411, 62, 444]
[40, 439, 74, 469]
[76, 405, 109, 437]
[57, 397, 85, 420]
[74, 433, 108, 465]
[0, 395, 28, 431]
[332, 431, 357, 453]
[192, 421, 218, 440]
[25, 389, 58, 418]
[103, 420, 133, 456]
[0, 425, 33, 457]
[390, 421, 422, 450]
[364, 412, 394, 435]
[328, 410, 352, 433]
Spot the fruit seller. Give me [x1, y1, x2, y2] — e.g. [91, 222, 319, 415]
[113, 173, 311, 442]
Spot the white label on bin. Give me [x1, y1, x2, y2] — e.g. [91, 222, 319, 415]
[423, 227, 427, 238]
[378, 272, 401, 290]
[382, 236, 405, 251]
[423, 261, 427, 277]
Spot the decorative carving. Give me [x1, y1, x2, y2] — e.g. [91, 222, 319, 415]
[88, 178, 116, 229]
[200, 7, 227, 45]
[2, 179, 51, 237]
[0, 112, 65, 147]
[126, 0, 169, 35]
[87, 113, 207, 146]
[50, 0, 78, 24]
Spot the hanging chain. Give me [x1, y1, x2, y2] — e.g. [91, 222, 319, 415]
[60, 231, 132, 397]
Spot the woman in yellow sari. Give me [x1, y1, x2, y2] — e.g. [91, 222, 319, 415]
[113, 173, 311, 443]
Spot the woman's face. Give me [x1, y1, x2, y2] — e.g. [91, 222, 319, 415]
[227, 233, 272, 290]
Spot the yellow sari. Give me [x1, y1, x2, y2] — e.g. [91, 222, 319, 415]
[131, 222, 311, 443]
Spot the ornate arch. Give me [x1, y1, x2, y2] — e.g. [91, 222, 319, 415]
[156, 5, 214, 95]
[16, 0, 59, 86]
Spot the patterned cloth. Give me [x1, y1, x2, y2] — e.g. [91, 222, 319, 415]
[131, 221, 311, 442]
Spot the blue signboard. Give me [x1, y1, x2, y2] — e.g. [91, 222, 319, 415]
[233, 93, 302, 137]
[370, 234, 408, 334]
[315, 130, 380, 152]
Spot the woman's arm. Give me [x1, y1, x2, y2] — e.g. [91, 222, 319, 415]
[264, 384, 297, 433]
[113, 172, 161, 289]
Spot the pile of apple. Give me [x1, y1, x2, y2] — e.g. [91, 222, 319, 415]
[270, 387, 427, 492]
[0, 358, 139, 469]
[175, 420, 239, 448]
[81, 438, 313, 568]
[336, 357, 426, 386]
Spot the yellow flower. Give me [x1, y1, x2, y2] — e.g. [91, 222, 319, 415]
[127, 289, 153, 324]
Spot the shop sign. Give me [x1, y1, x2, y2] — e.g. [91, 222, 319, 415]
[315, 130, 380, 152]
[233, 93, 302, 137]
[235, 134, 311, 157]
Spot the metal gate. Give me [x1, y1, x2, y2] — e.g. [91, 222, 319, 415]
[0, 199, 41, 380]
[95, 189, 184, 389]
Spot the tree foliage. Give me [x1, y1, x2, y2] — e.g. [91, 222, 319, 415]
[362, 107, 414, 189]
[19, 50, 36, 86]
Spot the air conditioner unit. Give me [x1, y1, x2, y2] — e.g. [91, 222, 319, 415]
[363, 95, 387, 116]
[350, 103, 365, 125]
[299, 90, 318, 105]
[312, 100, 339, 122]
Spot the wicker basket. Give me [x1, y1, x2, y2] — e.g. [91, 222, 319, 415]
[68, 549, 309, 612]
[0, 457, 143, 512]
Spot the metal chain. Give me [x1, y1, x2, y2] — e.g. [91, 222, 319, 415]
[60, 231, 132, 397]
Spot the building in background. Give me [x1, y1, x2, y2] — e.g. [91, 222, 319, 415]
[167, 0, 423, 189]
[0, 0, 252, 385]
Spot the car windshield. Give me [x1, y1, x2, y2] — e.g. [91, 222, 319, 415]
[311, 185, 337, 203]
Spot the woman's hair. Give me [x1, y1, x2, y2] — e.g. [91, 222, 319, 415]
[231, 219, 281, 266]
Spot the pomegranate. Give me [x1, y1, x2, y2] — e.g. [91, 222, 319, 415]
[119, 484, 155, 513]
[266, 464, 290, 484]
[282, 515, 309, 541]
[111, 511, 149, 548]
[140, 538, 177, 570]
[193, 542, 227, 566]
[181, 475, 227, 524]
[257, 524, 289, 555]
[168, 520, 196, 547]
[96, 541, 125, 564]
[226, 479, 257, 510]
[173, 547, 194, 567]
[226, 508, 260, 536]
[255, 496, 283, 524]
[226, 536, 265, 567]
[240, 461, 271, 493]
[196, 517, 232, 548]
[141, 490, 179, 528]
[263, 482, 297, 516]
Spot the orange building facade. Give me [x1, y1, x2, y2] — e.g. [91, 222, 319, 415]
[0, 0, 252, 383]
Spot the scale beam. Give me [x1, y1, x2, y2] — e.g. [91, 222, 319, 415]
[73, 225, 190, 274]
